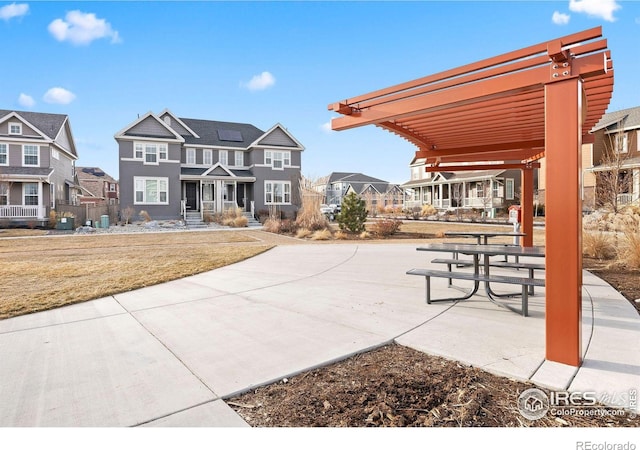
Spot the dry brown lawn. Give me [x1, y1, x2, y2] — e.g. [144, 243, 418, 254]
[0, 230, 273, 319]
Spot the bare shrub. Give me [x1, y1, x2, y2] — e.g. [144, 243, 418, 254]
[583, 232, 616, 260]
[279, 219, 298, 234]
[370, 219, 402, 237]
[310, 229, 332, 240]
[121, 206, 135, 225]
[263, 219, 281, 234]
[421, 204, 437, 217]
[48, 210, 57, 229]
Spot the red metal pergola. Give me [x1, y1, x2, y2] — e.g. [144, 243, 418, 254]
[328, 27, 613, 367]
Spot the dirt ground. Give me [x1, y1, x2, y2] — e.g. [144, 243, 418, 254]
[227, 252, 640, 428]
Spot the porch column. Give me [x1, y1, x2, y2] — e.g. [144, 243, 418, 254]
[38, 181, 44, 219]
[521, 167, 535, 247]
[544, 77, 583, 366]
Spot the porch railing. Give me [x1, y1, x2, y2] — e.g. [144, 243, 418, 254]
[617, 193, 638, 205]
[0, 205, 46, 219]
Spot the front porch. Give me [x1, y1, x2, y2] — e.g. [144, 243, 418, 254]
[181, 179, 254, 221]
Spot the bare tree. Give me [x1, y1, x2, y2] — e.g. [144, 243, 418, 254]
[479, 179, 494, 221]
[451, 183, 463, 220]
[596, 118, 632, 213]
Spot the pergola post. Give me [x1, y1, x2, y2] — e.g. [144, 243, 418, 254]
[521, 167, 535, 247]
[544, 77, 583, 366]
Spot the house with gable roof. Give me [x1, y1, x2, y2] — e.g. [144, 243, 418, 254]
[321, 172, 404, 210]
[402, 154, 524, 215]
[583, 105, 640, 209]
[76, 167, 119, 206]
[0, 109, 79, 224]
[115, 109, 304, 222]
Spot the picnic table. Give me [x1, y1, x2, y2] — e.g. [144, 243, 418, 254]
[407, 243, 545, 316]
[444, 230, 526, 245]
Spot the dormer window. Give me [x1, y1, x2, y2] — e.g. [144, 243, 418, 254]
[9, 122, 22, 135]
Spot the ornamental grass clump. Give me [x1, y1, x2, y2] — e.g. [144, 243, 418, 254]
[582, 231, 616, 260]
[618, 228, 640, 269]
[296, 189, 329, 231]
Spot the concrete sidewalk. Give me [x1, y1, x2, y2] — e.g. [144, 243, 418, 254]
[0, 243, 638, 426]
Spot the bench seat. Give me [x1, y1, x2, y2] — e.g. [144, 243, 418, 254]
[406, 268, 545, 316]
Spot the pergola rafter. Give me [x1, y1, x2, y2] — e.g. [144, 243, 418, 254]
[328, 27, 614, 367]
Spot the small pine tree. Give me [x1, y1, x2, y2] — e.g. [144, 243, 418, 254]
[338, 192, 367, 233]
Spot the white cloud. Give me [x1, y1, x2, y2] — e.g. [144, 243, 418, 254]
[569, 0, 621, 22]
[48, 10, 122, 45]
[552, 11, 571, 25]
[321, 121, 334, 133]
[43, 87, 76, 105]
[18, 93, 35, 108]
[241, 71, 276, 91]
[0, 3, 28, 21]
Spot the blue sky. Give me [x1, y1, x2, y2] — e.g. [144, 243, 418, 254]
[1, 0, 639, 184]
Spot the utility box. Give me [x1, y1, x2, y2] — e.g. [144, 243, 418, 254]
[508, 205, 521, 224]
[56, 217, 75, 230]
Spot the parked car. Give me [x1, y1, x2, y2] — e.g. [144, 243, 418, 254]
[329, 204, 341, 213]
[320, 204, 333, 214]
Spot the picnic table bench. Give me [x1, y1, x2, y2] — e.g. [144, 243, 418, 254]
[407, 243, 546, 317]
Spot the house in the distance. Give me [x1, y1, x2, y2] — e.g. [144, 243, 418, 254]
[402, 156, 523, 216]
[115, 109, 304, 222]
[318, 172, 404, 211]
[0, 109, 79, 225]
[76, 167, 119, 206]
[582, 106, 640, 209]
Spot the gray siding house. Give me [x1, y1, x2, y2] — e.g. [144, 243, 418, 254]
[115, 109, 304, 221]
[0, 109, 79, 224]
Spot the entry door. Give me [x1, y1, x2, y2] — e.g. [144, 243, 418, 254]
[236, 184, 246, 209]
[185, 183, 198, 210]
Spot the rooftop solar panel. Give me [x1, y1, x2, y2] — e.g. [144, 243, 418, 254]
[217, 129, 243, 142]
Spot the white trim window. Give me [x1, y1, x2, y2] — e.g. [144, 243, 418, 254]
[134, 142, 168, 165]
[264, 151, 290, 170]
[23, 144, 39, 166]
[219, 150, 228, 165]
[0, 183, 8, 205]
[9, 122, 22, 135]
[0, 143, 7, 165]
[234, 151, 243, 167]
[506, 179, 515, 200]
[134, 177, 168, 204]
[186, 148, 196, 165]
[265, 181, 291, 205]
[23, 183, 39, 205]
[203, 149, 213, 165]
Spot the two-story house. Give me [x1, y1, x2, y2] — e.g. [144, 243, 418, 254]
[77, 167, 119, 206]
[321, 172, 404, 210]
[0, 109, 79, 225]
[402, 156, 524, 217]
[115, 109, 304, 221]
[582, 106, 640, 210]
